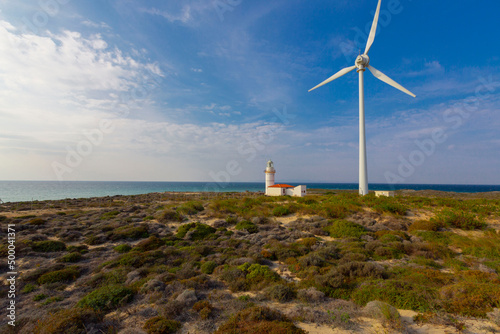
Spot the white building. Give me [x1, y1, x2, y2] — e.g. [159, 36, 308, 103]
[375, 190, 395, 197]
[264, 160, 306, 197]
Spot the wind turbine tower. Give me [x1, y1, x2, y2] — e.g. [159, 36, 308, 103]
[309, 0, 416, 195]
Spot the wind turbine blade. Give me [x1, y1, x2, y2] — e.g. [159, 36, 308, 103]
[367, 65, 416, 98]
[308, 65, 356, 92]
[364, 0, 382, 55]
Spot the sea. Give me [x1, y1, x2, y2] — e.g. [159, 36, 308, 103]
[0, 181, 499, 204]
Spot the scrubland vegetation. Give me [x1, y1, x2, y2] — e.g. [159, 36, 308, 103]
[0, 190, 499, 333]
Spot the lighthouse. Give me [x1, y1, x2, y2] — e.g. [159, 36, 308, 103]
[264, 160, 276, 195]
[264, 160, 307, 197]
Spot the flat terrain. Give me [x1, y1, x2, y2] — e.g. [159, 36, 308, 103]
[1, 190, 500, 333]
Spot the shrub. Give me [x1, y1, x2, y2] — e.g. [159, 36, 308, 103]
[58, 252, 82, 263]
[440, 282, 500, 317]
[352, 279, 436, 312]
[143, 316, 181, 334]
[134, 236, 163, 251]
[34, 293, 48, 301]
[266, 284, 295, 302]
[235, 220, 259, 234]
[297, 287, 325, 304]
[316, 262, 386, 291]
[67, 244, 89, 253]
[84, 235, 106, 245]
[239, 263, 281, 288]
[272, 206, 290, 217]
[32, 240, 66, 252]
[372, 202, 407, 216]
[77, 284, 134, 312]
[33, 308, 102, 334]
[38, 266, 81, 284]
[214, 306, 307, 334]
[177, 201, 204, 215]
[159, 209, 184, 223]
[225, 216, 238, 225]
[192, 300, 214, 319]
[108, 225, 149, 241]
[101, 210, 120, 220]
[176, 222, 216, 240]
[28, 218, 46, 226]
[322, 202, 352, 219]
[408, 220, 442, 232]
[114, 244, 132, 253]
[21, 283, 36, 294]
[431, 209, 485, 230]
[200, 261, 217, 275]
[325, 220, 366, 238]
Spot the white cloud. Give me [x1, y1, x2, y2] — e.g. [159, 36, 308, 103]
[81, 20, 111, 29]
[407, 60, 444, 77]
[0, 19, 163, 156]
[143, 6, 192, 24]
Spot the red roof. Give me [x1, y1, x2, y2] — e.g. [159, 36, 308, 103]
[268, 184, 294, 188]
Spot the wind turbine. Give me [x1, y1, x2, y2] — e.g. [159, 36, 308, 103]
[309, 0, 416, 196]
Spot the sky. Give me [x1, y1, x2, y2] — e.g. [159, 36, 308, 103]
[0, 0, 499, 185]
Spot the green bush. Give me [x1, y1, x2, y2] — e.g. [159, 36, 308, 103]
[272, 206, 290, 217]
[21, 283, 36, 294]
[58, 252, 82, 263]
[134, 236, 163, 251]
[159, 209, 184, 223]
[143, 316, 181, 334]
[225, 216, 238, 225]
[177, 201, 204, 215]
[176, 222, 216, 240]
[38, 266, 81, 284]
[239, 263, 281, 288]
[32, 240, 67, 252]
[372, 202, 407, 216]
[201, 261, 217, 274]
[432, 209, 485, 230]
[441, 282, 500, 317]
[325, 220, 366, 238]
[108, 225, 149, 241]
[34, 293, 47, 301]
[214, 306, 306, 334]
[453, 230, 500, 260]
[101, 210, 120, 220]
[114, 244, 132, 253]
[235, 220, 259, 234]
[33, 308, 102, 334]
[77, 284, 134, 312]
[352, 279, 436, 312]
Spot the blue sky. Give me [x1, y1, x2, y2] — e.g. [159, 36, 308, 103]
[0, 0, 499, 184]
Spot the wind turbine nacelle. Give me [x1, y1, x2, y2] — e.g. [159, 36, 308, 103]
[355, 55, 370, 69]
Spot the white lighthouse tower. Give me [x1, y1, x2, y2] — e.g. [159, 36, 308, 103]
[264, 160, 276, 195]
